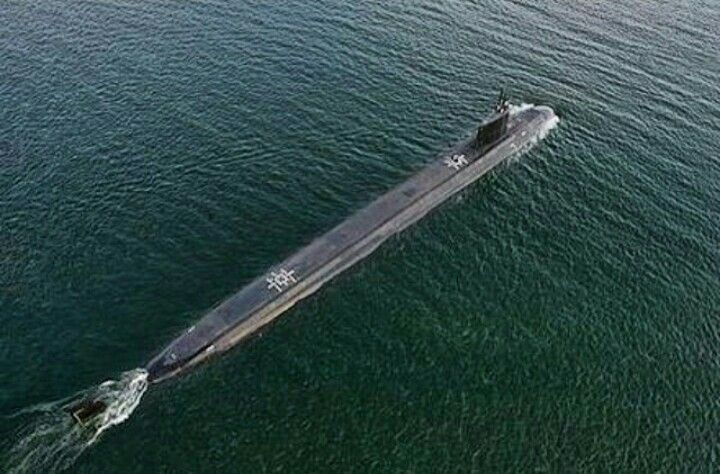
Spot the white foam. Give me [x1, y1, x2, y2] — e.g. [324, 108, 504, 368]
[89, 369, 149, 443]
[537, 111, 560, 140]
[509, 102, 536, 115]
[5, 369, 148, 474]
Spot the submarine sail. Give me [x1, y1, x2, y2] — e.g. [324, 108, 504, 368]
[476, 89, 510, 151]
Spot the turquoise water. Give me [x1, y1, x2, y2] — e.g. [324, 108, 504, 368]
[1, 0, 719, 471]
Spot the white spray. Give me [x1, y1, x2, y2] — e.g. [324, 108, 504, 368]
[4, 369, 149, 474]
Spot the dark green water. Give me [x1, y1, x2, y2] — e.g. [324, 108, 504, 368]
[2, 0, 719, 471]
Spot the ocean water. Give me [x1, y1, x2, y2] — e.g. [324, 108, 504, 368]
[1, 0, 719, 471]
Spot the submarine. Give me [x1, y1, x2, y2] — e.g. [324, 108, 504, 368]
[69, 92, 557, 423]
[144, 92, 557, 383]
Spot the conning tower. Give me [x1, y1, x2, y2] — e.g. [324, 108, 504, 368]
[476, 90, 510, 152]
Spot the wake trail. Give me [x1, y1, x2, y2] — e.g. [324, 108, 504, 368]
[3, 369, 148, 474]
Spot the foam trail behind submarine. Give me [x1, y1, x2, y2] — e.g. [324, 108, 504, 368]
[4, 370, 148, 474]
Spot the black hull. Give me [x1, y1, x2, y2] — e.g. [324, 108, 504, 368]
[146, 105, 557, 382]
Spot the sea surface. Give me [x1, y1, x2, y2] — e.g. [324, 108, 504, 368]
[1, 0, 719, 472]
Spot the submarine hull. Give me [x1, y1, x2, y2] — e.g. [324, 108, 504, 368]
[146, 105, 557, 383]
